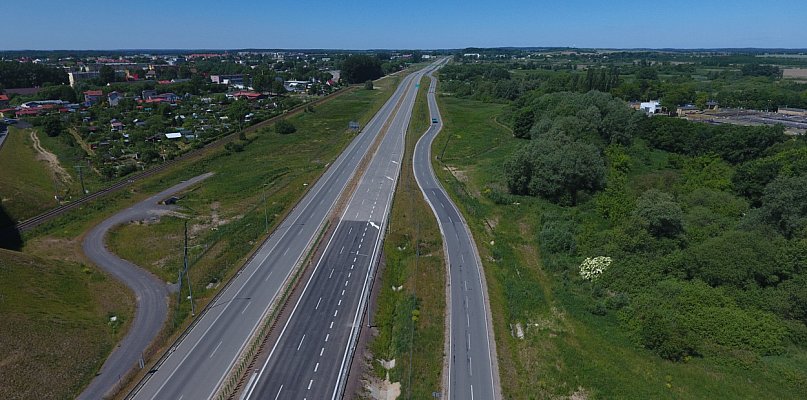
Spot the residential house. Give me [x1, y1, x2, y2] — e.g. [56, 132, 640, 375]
[640, 100, 663, 115]
[108, 91, 123, 107]
[84, 90, 103, 105]
[676, 104, 699, 116]
[110, 120, 125, 132]
[0, 94, 9, 108]
[142, 89, 158, 100]
[229, 91, 265, 101]
[210, 74, 245, 85]
[706, 100, 719, 111]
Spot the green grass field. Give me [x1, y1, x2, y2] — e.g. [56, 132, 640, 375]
[433, 94, 807, 399]
[0, 127, 59, 222]
[366, 75, 445, 398]
[0, 248, 133, 400]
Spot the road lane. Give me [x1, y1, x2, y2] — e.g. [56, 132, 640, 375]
[412, 63, 501, 399]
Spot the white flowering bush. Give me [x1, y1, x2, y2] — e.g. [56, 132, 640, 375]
[579, 256, 612, 280]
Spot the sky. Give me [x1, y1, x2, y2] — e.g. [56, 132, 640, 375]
[4, 0, 807, 50]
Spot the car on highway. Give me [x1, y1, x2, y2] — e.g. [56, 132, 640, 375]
[431, 118, 438, 123]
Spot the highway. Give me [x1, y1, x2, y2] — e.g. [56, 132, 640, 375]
[80, 172, 214, 400]
[242, 61, 442, 400]
[128, 64, 433, 400]
[412, 66, 501, 399]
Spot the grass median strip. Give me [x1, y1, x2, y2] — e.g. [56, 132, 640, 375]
[363, 75, 445, 399]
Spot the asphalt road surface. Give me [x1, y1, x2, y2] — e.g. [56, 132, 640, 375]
[79, 172, 214, 400]
[129, 65, 432, 400]
[243, 62, 442, 400]
[413, 65, 501, 399]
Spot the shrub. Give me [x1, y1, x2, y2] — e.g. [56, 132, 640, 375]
[275, 119, 297, 135]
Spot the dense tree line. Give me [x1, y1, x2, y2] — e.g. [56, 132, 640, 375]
[341, 55, 384, 84]
[0, 61, 68, 88]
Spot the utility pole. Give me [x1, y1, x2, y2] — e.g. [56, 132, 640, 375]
[74, 164, 87, 194]
[184, 220, 195, 316]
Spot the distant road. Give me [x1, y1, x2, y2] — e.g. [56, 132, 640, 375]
[413, 65, 501, 399]
[242, 60, 443, 400]
[128, 65, 430, 400]
[79, 172, 213, 400]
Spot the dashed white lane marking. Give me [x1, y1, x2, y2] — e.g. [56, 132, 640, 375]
[314, 362, 319, 372]
[467, 332, 471, 350]
[348, 227, 353, 234]
[340, 246, 345, 254]
[440, 201, 445, 209]
[345, 280, 349, 287]
[461, 254, 465, 263]
[341, 289, 345, 296]
[329, 269, 334, 279]
[386, 176, 393, 181]
[263, 270, 273, 282]
[282, 247, 289, 256]
[209, 340, 223, 358]
[470, 384, 474, 400]
[325, 333, 330, 342]
[241, 301, 252, 315]
[297, 334, 306, 351]
[315, 297, 322, 310]
[347, 273, 351, 278]
[464, 280, 468, 291]
[469, 356, 473, 376]
[467, 312, 470, 327]
[330, 321, 334, 329]
[307, 379, 313, 390]
[391, 160, 398, 164]
[320, 347, 325, 356]
[334, 309, 339, 317]
[274, 385, 283, 400]
[355, 211, 360, 218]
[448, 216, 453, 223]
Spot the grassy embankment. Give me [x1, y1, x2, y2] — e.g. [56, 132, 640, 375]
[0, 127, 60, 222]
[365, 76, 445, 398]
[432, 94, 807, 398]
[0, 248, 133, 399]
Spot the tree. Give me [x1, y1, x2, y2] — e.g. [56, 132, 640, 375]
[42, 115, 63, 137]
[275, 119, 297, 135]
[632, 189, 683, 238]
[227, 99, 250, 130]
[99, 65, 116, 84]
[364, 80, 374, 90]
[504, 135, 605, 205]
[341, 55, 384, 84]
[270, 80, 287, 95]
[760, 174, 807, 238]
[511, 108, 534, 139]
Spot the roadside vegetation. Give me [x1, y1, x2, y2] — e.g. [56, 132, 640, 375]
[433, 57, 807, 398]
[364, 76, 445, 398]
[0, 248, 133, 399]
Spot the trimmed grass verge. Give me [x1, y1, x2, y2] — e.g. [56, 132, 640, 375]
[0, 127, 58, 221]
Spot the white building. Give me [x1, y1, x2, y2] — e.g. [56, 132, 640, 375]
[640, 100, 662, 114]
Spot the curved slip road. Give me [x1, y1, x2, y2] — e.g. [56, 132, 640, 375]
[129, 66, 430, 400]
[242, 61, 444, 400]
[413, 65, 501, 399]
[79, 172, 214, 400]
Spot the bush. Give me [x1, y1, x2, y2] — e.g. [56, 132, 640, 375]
[364, 80, 374, 90]
[274, 119, 297, 135]
[632, 189, 683, 238]
[539, 220, 577, 255]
